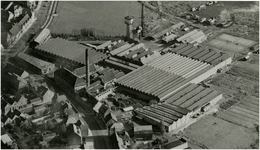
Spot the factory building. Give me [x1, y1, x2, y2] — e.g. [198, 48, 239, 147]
[176, 30, 207, 44]
[33, 28, 51, 45]
[150, 22, 185, 40]
[32, 38, 108, 71]
[134, 83, 222, 132]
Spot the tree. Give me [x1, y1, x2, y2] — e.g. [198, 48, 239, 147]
[159, 120, 165, 135]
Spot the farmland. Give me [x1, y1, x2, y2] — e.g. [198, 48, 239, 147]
[184, 115, 258, 149]
[207, 33, 257, 53]
[49, 1, 142, 36]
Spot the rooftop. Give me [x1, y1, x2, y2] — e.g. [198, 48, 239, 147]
[134, 125, 153, 132]
[146, 53, 212, 78]
[17, 53, 54, 69]
[151, 22, 185, 40]
[164, 83, 221, 111]
[4, 63, 26, 77]
[135, 103, 190, 126]
[169, 44, 231, 66]
[35, 38, 108, 65]
[34, 28, 50, 43]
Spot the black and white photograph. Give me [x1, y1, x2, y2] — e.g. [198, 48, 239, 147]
[1, 0, 259, 149]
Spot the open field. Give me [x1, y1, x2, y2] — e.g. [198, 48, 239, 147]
[49, 1, 142, 36]
[184, 115, 258, 149]
[218, 96, 259, 128]
[207, 33, 257, 53]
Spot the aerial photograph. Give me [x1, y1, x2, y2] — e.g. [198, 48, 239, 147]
[1, 0, 259, 149]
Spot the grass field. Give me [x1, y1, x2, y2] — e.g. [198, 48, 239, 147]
[49, 1, 142, 36]
[207, 33, 257, 53]
[184, 115, 258, 149]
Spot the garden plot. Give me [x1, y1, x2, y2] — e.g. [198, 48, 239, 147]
[218, 96, 259, 128]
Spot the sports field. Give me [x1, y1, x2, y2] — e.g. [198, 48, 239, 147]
[184, 116, 258, 149]
[207, 33, 257, 53]
[49, 1, 142, 36]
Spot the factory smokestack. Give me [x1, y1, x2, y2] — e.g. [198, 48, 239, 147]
[125, 16, 134, 40]
[85, 49, 90, 87]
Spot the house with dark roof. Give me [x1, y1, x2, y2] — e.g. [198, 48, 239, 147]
[1, 114, 12, 126]
[134, 125, 153, 141]
[93, 102, 109, 121]
[2, 72, 28, 92]
[4, 63, 29, 79]
[54, 68, 86, 96]
[36, 86, 54, 104]
[6, 110, 18, 121]
[1, 99, 11, 115]
[13, 93, 28, 110]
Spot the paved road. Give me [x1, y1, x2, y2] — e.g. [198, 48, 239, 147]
[44, 78, 111, 149]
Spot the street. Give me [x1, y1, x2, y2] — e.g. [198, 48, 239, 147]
[44, 78, 111, 149]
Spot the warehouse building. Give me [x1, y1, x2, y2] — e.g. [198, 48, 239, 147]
[150, 22, 185, 40]
[176, 30, 207, 44]
[134, 83, 222, 132]
[33, 38, 108, 70]
[33, 28, 51, 45]
[16, 53, 55, 74]
[134, 103, 192, 132]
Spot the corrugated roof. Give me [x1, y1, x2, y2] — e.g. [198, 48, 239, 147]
[124, 47, 146, 59]
[96, 41, 112, 50]
[164, 83, 221, 111]
[18, 53, 54, 69]
[169, 44, 231, 66]
[34, 28, 50, 43]
[177, 30, 199, 42]
[35, 38, 108, 65]
[117, 43, 145, 57]
[110, 43, 135, 55]
[147, 53, 211, 78]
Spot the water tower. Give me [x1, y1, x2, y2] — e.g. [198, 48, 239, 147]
[125, 16, 134, 40]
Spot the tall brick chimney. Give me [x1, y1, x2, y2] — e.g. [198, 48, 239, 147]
[85, 49, 90, 87]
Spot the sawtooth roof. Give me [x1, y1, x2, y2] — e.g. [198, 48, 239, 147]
[35, 38, 108, 65]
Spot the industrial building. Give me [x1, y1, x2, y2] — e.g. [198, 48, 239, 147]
[16, 53, 55, 74]
[33, 38, 108, 70]
[33, 28, 51, 45]
[150, 22, 185, 40]
[134, 83, 222, 132]
[176, 30, 207, 44]
[116, 44, 231, 101]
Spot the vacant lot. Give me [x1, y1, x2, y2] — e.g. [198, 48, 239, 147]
[49, 1, 142, 36]
[207, 33, 257, 53]
[184, 115, 258, 149]
[218, 95, 259, 128]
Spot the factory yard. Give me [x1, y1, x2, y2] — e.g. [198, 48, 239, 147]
[207, 33, 257, 53]
[49, 1, 142, 36]
[184, 115, 258, 149]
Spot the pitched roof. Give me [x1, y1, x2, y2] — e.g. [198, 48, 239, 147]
[73, 65, 96, 77]
[17, 53, 54, 70]
[1, 115, 9, 123]
[35, 38, 108, 65]
[17, 14, 29, 26]
[2, 95, 15, 105]
[4, 63, 25, 77]
[9, 24, 21, 35]
[13, 109, 21, 116]
[37, 86, 48, 96]
[34, 28, 50, 43]
[6, 110, 16, 119]
[151, 22, 185, 39]
[75, 78, 86, 88]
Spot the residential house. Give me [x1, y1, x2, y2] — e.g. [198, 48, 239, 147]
[134, 125, 153, 141]
[1, 98, 12, 115]
[110, 131, 131, 149]
[6, 110, 18, 122]
[83, 137, 94, 149]
[34, 105, 47, 116]
[2, 72, 28, 92]
[110, 122, 125, 135]
[4, 63, 29, 79]
[1, 128, 13, 146]
[1, 115, 12, 126]
[1, 96, 16, 114]
[13, 93, 28, 110]
[104, 112, 117, 128]
[37, 86, 54, 104]
[42, 132, 57, 143]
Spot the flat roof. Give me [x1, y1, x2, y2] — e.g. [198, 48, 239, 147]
[134, 125, 153, 132]
[35, 38, 108, 65]
[18, 53, 54, 69]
